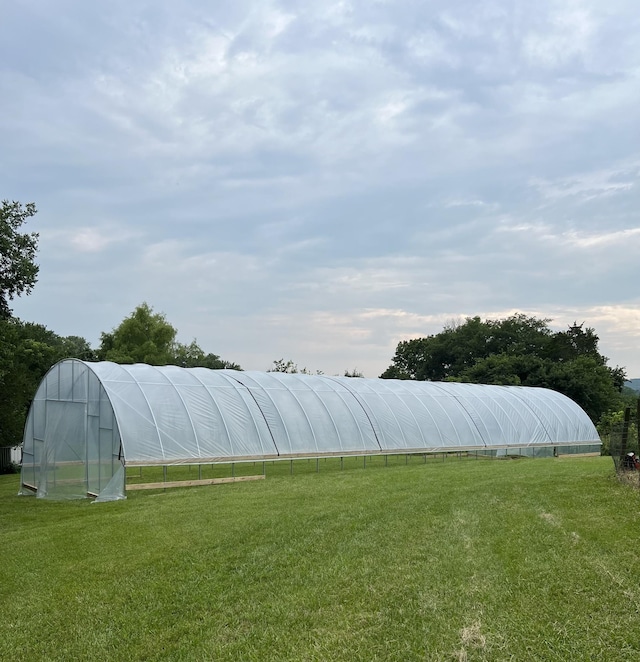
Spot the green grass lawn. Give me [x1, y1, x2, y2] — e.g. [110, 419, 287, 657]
[2, 456, 640, 661]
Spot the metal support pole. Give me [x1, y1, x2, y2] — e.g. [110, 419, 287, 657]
[637, 398, 640, 450]
[621, 406, 631, 460]
[290, 460, 293, 475]
[316, 458, 319, 473]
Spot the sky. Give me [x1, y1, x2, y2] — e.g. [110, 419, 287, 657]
[3, 0, 640, 378]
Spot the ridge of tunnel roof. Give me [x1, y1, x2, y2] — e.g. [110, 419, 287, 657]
[82, 360, 552, 392]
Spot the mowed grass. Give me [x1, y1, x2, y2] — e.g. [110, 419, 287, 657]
[2, 456, 640, 661]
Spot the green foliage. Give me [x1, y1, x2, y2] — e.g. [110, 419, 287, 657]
[344, 367, 364, 377]
[269, 358, 303, 373]
[98, 302, 178, 365]
[0, 200, 39, 319]
[597, 397, 640, 456]
[98, 303, 242, 369]
[268, 359, 322, 375]
[0, 318, 95, 445]
[173, 339, 241, 370]
[381, 315, 625, 422]
[2, 457, 640, 660]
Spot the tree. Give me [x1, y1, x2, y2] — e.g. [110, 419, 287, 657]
[268, 359, 322, 375]
[381, 314, 626, 423]
[344, 368, 364, 378]
[173, 339, 241, 370]
[269, 359, 306, 374]
[0, 318, 95, 447]
[0, 200, 39, 319]
[98, 303, 242, 369]
[98, 303, 178, 365]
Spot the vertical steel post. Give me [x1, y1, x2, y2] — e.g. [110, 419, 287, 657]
[621, 406, 631, 459]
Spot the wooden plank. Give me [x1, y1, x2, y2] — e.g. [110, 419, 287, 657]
[126, 475, 265, 491]
[556, 452, 600, 458]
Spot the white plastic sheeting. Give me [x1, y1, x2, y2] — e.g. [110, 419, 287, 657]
[20, 360, 600, 500]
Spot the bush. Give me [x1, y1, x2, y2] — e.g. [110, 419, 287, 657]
[0, 461, 19, 475]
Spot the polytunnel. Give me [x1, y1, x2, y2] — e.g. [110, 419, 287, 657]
[19, 359, 601, 501]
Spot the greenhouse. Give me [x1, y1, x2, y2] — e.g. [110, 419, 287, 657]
[20, 359, 601, 501]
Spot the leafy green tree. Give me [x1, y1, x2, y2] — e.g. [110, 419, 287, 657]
[98, 303, 242, 369]
[98, 303, 178, 365]
[0, 200, 39, 319]
[344, 368, 364, 377]
[0, 318, 95, 447]
[381, 314, 625, 423]
[173, 340, 241, 370]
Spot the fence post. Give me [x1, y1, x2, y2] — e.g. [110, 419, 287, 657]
[621, 406, 631, 459]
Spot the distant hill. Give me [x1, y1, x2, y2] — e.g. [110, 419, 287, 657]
[625, 378, 640, 392]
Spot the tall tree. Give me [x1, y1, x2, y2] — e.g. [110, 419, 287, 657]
[98, 303, 178, 365]
[98, 303, 242, 369]
[0, 200, 39, 319]
[381, 314, 625, 423]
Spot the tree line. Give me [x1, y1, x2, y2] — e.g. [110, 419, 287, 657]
[1, 199, 635, 452]
[379, 314, 632, 423]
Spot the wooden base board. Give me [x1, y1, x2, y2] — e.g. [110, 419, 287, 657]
[126, 475, 265, 491]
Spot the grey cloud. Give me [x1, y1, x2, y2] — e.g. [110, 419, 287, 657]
[5, 0, 640, 378]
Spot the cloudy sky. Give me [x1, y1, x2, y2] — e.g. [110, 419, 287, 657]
[3, 0, 640, 377]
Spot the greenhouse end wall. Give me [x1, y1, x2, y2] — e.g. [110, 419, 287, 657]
[20, 360, 601, 501]
[20, 360, 123, 500]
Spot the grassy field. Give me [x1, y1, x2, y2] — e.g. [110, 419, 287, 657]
[2, 456, 640, 661]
